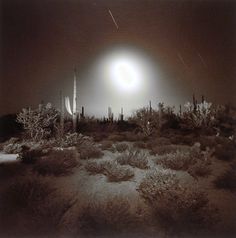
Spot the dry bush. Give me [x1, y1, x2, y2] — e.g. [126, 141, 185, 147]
[115, 143, 129, 153]
[104, 161, 134, 182]
[33, 149, 79, 176]
[156, 147, 211, 178]
[1, 176, 55, 212]
[116, 149, 149, 169]
[85, 161, 104, 175]
[214, 165, 236, 191]
[137, 169, 218, 235]
[187, 161, 212, 179]
[0, 175, 76, 237]
[79, 146, 104, 160]
[148, 144, 189, 156]
[85, 160, 134, 182]
[77, 195, 137, 235]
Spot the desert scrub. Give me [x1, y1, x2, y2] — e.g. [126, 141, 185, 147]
[77, 195, 137, 235]
[114, 142, 129, 153]
[0, 176, 76, 237]
[116, 149, 149, 169]
[103, 161, 134, 182]
[156, 147, 211, 177]
[85, 160, 134, 182]
[137, 169, 218, 235]
[85, 161, 104, 175]
[148, 144, 189, 156]
[79, 146, 104, 160]
[33, 149, 80, 176]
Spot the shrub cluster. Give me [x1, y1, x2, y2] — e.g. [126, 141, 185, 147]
[116, 149, 149, 169]
[33, 149, 80, 176]
[85, 160, 134, 182]
[137, 169, 218, 235]
[77, 195, 138, 235]
[156, 146, 211, 178]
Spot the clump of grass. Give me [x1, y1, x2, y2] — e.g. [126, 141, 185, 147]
[77, 195, 137, 235]
[187, 161, 212, 179]
[115, 143, 129, 153]
[104, 162, 134, 182]
[85, 160, 134, 182]
[33, 149, 80, 176]
[79, 146, 104, 160]
[214, 165, 236, 191]
[137, 169, 218, 235]
[85, 161, 104, 175]
[116, 149, 149, 169]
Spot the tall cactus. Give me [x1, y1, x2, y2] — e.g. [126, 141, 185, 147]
[65, 68, 78, 131]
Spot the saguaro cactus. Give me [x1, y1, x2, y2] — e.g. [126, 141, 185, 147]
[65, 69, 78, 131]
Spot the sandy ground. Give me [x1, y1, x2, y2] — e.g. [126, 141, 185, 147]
[0, 141, 236, 237]
[0, 153, 18, 162]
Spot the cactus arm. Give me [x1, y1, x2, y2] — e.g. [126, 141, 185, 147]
[65, 96, 73, 115]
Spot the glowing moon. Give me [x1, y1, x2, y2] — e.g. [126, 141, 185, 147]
[109, 57, 141, 92]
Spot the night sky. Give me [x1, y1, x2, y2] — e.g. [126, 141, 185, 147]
[1, 0, 236, 117]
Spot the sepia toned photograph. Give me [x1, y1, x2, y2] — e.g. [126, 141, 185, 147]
[0, 1, 236, 237]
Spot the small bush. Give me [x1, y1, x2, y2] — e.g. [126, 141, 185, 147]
[33, 149, 79, 176]
[1, 176, 55, 211]
[115, 143, 129, 153]
[85, 160, 134, 182]
[156, 147, 211, 178]
[116, 149, 149, 169]
[187, 161, 211, 178]
[3, 141, 22, 154]
[137, 169, 218, 235]
[214, 166, 236, 191]
[77, 195, 137, 235]
[79, 146, 104, 160]
[85, 161, 104, 175]
[19, 146, 44, 164]
[104, 161, 134, 182]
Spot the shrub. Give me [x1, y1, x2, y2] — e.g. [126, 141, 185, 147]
[85, 161, 104, 175]
[104, 162, 134, 182]
[115, 143, 129, 153]
[116, 149, 149, 169]
[77, 195, 137, 235]
[2, 137, 22, 153]
[85, 160, 134, 182]
[1, 176, 55, 211]
[156, 147, 211, 178]
[137, 169, 218, 235]
[79, 146, 104, 160]
[0, 175, 76, 237]
[16, 103, 59, 141]
[33, 149, 79, 176]
[18, 145, 44, 164]
[214, 166, 236, 191]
